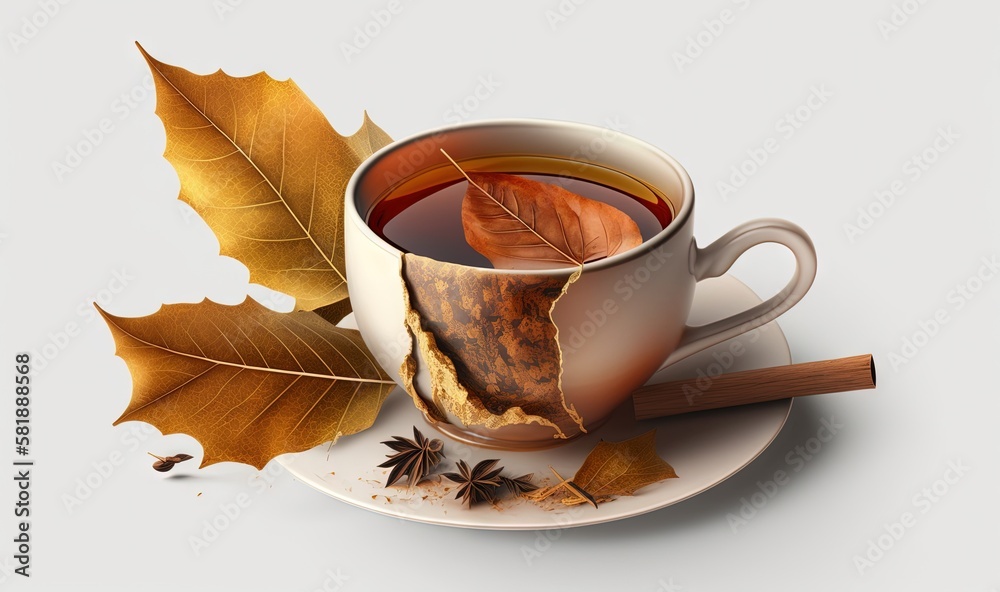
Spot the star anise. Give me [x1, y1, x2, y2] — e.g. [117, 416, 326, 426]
[378, 426, 444, 487]
[443, 459, 503, 507]
[499, 473, 538, 497]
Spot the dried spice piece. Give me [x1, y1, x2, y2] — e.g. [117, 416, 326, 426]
[399, 254, 584, 438]
[563, 480, 599, 508]
[522, 433, 676, 509]
[442, 150, 642, 270]
[148, 452, 194, 473]
[499, 474, 538, 498]
[100, 299, 395, 469]
[378, 426, 445, 487]
[571, 430, 677, 499]
[152, 459, 174, 473]
[442, 459, 504, 507]
[138, 44, 391, 312]
[527, 466, 598, 508]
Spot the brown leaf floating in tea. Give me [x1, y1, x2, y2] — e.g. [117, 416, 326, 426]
[398, 253, 585, 438]
[441, 150, 643, 270]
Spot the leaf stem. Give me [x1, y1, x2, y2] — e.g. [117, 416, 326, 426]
[546, 465, 597, 508]
[439, 149, 580, 266]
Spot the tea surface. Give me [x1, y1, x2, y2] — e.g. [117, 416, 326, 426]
[369, 165, 673, 267]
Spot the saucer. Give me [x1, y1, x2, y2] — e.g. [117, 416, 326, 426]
[278, 274, 792, 530]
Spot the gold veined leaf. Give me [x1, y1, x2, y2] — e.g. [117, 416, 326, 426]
[399, 253, 585, 438]
[98, 299, 396, 469]
[137, 43, 392, 311]
[455, 168, 643, 270]
[312, 298, 354, 326]
[571, 430, 677, 498]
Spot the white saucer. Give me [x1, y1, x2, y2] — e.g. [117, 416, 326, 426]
[278, 274, 792, 530]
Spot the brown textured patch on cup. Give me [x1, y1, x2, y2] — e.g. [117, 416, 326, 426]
[398, 253, 585, 438]
[398, 279, 448, 424]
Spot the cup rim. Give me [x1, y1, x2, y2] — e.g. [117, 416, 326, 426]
[345, 117, 695, 276]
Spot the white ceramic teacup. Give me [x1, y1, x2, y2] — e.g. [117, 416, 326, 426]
[345, 119, 816, 449]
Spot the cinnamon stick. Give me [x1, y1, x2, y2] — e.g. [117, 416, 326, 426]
[633, 354, 875, 420]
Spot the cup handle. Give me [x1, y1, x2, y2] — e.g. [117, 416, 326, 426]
[656, 218, 817, 371]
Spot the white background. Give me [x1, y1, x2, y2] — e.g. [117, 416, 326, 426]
[1, 1, 998, 590]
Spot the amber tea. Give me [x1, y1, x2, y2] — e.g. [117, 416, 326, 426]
[367, 155, 674, 267]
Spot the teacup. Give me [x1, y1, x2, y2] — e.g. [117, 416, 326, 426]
[345, 119, 816, 449]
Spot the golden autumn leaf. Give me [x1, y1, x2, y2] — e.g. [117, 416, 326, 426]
[312, 298, 354, 327]
[98, 299, 396, 469]
[399, 253, 585, 438]
[570, 430, 677, 498]
[442, 150, 641, 269]
[138, 43, 392, 311]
